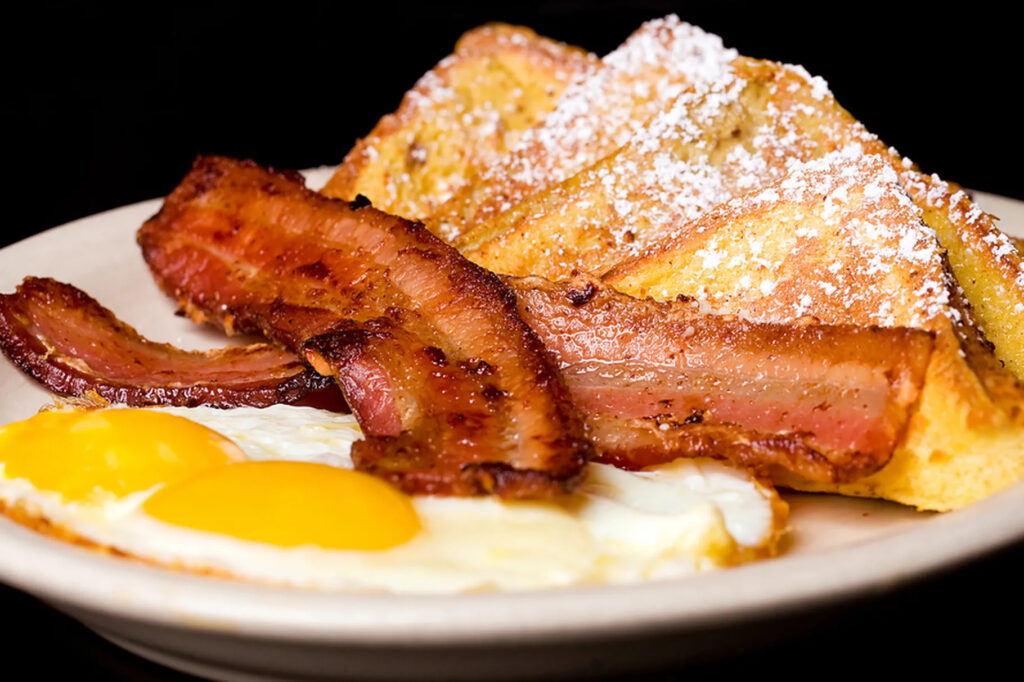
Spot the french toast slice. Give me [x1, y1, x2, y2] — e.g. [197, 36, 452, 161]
[429, 15, 738, 243]
[321, 23, 598, 220]
[325, 19, 1023, 510]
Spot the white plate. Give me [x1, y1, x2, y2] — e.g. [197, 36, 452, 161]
[1, 171, 1022, 681]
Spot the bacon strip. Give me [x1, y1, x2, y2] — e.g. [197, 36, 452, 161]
[137, 156, 591, 498]
[1, 272, 933, 483]
[0, 277, 330, 408]
[511, 274, 935, 483]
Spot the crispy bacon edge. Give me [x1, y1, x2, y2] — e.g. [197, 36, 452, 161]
[511, 274, 935, 484]
[137, 156, 592, 498]
[0, 277, 330, 408]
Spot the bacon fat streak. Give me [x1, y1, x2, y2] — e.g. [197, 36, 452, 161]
[511, 274, 935, 483]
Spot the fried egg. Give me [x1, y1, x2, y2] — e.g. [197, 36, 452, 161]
[0, 405, 786, 593]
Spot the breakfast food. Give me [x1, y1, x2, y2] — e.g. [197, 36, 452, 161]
[0, 262, 934, 484]
[0, 14, 1021, 595]
[327, 20, 1022, 383]
[138, 156, 593, 499]
[132, 156, 934, 486]
[513, 273, 934, 483]
[0, 405, 785, 592]
[602, 147, 1023, 510]
[429, 16, 738, 243]
[0, 277, 330, 408]
[450, 57, 874, 277]
[327, 16, 1022, 511]
[324, 24, 598, 221]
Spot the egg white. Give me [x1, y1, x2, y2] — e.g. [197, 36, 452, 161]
[0, 405, 785, 593]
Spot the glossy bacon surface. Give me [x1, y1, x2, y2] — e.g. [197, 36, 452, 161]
[0, 277, 328, 408]
[138, 156, 591, 498]
[512, 274, 935, 483]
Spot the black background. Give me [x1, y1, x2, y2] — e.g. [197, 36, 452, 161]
[2, 1, 1022, 679]
[4, 0, 1023, 247]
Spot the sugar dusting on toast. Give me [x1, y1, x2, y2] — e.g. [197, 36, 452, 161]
[520, 14, 737, 177]
[903, 171, 1024, 299]
[436, 15, 738, 241]
[465, 50, 1016, 353]
[620, 145, 953, 330]
[323, 24, 598, 219]
[461, 58, 893, 277]
[592, 59, 889, 250]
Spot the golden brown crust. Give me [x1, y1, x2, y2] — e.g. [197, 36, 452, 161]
[443, 47, 1022, 388]
[322, 24, 597, 220]
[603, 148, 950, 332]
[456, 58, 867, 278]
[900, 171, 1024, 379]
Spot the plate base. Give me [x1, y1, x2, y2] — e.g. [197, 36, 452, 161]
[75, 604, 825, 681]
[99, 634, 272, 682]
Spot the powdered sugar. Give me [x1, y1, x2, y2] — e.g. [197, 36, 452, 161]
[469, 58, 868, 272]
[637, 146, 952, 330]
[438, 15, 738, 241]
[332, 24, 599, 220]
[783, 64, 830, 100]
[899, 167, 1024, 308]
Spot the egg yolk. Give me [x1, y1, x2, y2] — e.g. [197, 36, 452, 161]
[143, 461, 421, 550]
[0, 409, 244, 502]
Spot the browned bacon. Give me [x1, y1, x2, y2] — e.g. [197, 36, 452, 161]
[137, 156, 591, 498]
[0, 277, 329, 408]
[511, 274, 935, 483]
[1, 273, 932, 484]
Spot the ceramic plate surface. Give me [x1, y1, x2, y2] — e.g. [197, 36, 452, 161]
[1, 171, 1022, 681]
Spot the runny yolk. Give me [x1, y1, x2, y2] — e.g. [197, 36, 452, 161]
[143, 461, 421, 550]
[0, 409, 245, 503]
